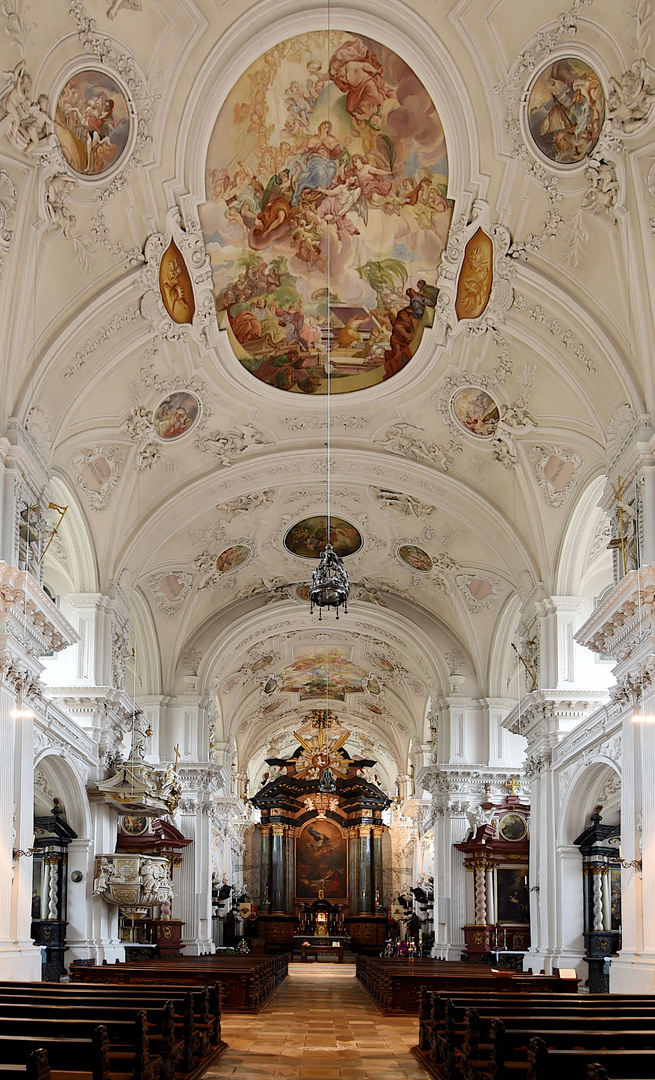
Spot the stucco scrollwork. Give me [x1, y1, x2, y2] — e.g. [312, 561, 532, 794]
[140, 207, 216, 349]
[0, 169, 16, 276]
[73, 446, 124, 511]
[148, 571, 193, 616]
[529, 445, 583, 508]
[435, 201, 514, 337]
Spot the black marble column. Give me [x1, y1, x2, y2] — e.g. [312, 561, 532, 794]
[271, 825, 285, 913]
[348, 828, 359, 914]
[359, 826, 372, 914]
[284, 828, 294, 913]
[372, 826, 384, 910]
[260, 826, 272, 913]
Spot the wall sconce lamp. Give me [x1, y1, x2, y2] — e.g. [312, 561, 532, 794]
[621, 859, 642, 871]
[12, 848, 37, 861]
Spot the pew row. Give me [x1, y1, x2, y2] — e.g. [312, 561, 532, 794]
[412, 986, 655, 1080]
[0, 983, 226, 1080]
[356, 955, 579, 1015]
[69, 953, 289, 1013]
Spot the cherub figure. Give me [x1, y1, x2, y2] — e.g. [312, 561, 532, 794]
[107, 0, 142, 17]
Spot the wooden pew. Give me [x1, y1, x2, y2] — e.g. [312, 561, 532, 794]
[0, 1030, 108, 1080]
[0, 984, 224, 1049]
[529, 1037, 655, 1080]
[356, 955, 578, 1014]
[0, 1049, 50, 1080]
[69, 954, 289, 1013]
[0, 990, 225, 1080]
[413, 988, 655, 1080]
[0, 1014, 157, 1080]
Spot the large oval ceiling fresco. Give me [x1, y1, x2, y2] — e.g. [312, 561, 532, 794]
[200, 31, 452, 394]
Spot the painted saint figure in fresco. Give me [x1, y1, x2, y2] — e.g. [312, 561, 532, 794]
[528, 58, 605, 166]
[201, 30, 452, 393]
[296, 821, 347, 898]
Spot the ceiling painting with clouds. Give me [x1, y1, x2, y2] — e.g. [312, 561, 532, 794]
[200, 30, 451, 394]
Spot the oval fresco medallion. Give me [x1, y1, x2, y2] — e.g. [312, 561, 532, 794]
[398, 544, 433, 572]
[284, 515, 362, 559]
[159, 241, 195, 324]
[451, 387, 500, 439]
[55, 70, 131, 177]
[373, 655, 395, 672]
[216, 544, 250, 573]
[296, 584, 311, 602]
[527, 58, 605, 166]
[364, 702, 383, 714]
[152, 392, 200, 441]
[455, 228, 493, 321]
[252, 654, 275, 672]
[200, 30, 452, 394]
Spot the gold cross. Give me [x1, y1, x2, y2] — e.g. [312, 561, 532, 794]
[506, 777, 520, 797]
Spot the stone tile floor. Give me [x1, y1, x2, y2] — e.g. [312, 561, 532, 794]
[206, 962, 428, 1079]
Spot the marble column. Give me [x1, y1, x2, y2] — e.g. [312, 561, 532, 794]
[270, 825, 285, 913]
[359, 826, 372, 914]
[348, 828, 359, 915]
[260, 826, 271, 913]
[284, 828, 294, 913]
[372, 826, 384, 910]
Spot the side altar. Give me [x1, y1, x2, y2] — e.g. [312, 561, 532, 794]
[249, 710, 390, 954]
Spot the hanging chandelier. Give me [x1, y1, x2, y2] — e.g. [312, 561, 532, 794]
[307, 71, 350, 620]
[309, 541, 349, 619]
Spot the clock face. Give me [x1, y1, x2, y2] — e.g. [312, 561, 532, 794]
[499, 813, 527, 841]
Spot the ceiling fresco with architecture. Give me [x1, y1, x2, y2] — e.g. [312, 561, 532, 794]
[2, 0, 649, 796]
[200, 29, 451, 393]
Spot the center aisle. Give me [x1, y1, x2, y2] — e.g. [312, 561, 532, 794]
[206, 962, 429, 1079]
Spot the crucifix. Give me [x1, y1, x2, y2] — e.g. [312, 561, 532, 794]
[511, 641, 538, 692]
[38, 502, 68, 564]
[607, 474, 629, 576]
[173, 743, 181, 770]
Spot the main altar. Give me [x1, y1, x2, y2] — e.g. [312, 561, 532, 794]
[249, 710, 390, 954]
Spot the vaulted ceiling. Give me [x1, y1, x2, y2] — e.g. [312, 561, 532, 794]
[2, 0, 646, 785]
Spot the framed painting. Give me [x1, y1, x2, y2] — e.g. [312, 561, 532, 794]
[295, 818, 348, 900]
[496, 867, 530, 924]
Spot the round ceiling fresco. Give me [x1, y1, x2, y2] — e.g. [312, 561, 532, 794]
[527, 59, 604, 166]
[284, 515, 362, 559]
[200, 30, 451, 394]
[451, 387, 500, 438]
[55, 70, 131, 177]
[398, 544, 432, 572]
[152, 392, 200, 440]
[216, 544, 250, 572]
